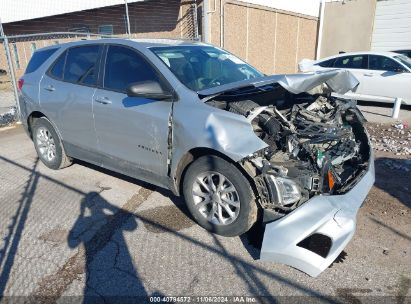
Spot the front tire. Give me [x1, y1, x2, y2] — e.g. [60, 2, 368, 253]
[32, 117, 72, 170]
[183, 155, 257, 237]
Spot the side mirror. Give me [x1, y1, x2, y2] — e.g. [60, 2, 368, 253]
[126, 81, 173, 100]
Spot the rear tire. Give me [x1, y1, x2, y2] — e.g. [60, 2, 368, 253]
[183, 155, 257, 237]
[32, 117, 72, 170]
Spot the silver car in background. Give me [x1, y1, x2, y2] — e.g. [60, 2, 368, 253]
[19, 39, 374, 276]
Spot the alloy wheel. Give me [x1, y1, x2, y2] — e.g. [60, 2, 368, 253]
[36, 126, 56, 162]
[192, 171, 240, 225]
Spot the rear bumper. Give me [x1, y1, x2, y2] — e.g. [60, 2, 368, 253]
[260, 153, 375, 277]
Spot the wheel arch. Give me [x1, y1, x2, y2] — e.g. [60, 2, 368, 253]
[28, 111, 72, 169]
[27, 111, 47, 139]
[27, 111, 63, 144]
[174, 147, 259, 201]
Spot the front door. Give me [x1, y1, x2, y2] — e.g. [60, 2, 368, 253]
[358, 55, 411, 102]
[93, 45, 173, 182]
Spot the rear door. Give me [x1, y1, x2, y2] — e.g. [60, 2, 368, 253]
[39, 44, 102, 161]
[332, 55, 368, 99]
[92, 44, 173, 181]
[20, 48, 59, 119]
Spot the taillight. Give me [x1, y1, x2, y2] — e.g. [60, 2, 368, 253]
[17, 78, 24, 90]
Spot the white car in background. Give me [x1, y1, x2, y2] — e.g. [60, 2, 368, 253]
[299, 51, 411, 105]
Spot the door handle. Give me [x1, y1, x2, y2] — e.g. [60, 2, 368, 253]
[94, 97, 112, 105]
[363, 73, 374, 77]
[44, 85, 55, 92]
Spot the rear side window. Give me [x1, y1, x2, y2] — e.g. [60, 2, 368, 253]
[64, 45, 100, 85]
[333, 55, 366, 69]
[25, 48, 58, 74]
[103, 45, 161, 92]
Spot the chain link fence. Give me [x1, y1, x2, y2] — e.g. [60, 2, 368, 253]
[0, 36, 17, 127]
[0, 0, 200, 126]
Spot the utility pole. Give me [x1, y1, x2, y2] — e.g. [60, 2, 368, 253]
[124, 0, 131, 37]
[316, 0, 326, 59]
[0, 18, 4, 37]
[193, 0, 199, 40]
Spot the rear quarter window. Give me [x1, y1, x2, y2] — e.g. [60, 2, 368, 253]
[49, 51, 67, 80]
[25, 48, 59, 74]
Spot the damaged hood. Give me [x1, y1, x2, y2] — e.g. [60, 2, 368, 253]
[198, 69, 359, 98]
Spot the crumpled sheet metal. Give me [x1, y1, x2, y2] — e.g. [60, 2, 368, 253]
[277, 69, 359, 95]
[204, 112, 268, 159]
[170, 98, 269, 184]
[260, 153, 375, 277]
[198, 70, 359, 98]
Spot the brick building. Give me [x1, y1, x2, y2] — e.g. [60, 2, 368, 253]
[0, 0, 320, 77]
[0, 0, 198, 77]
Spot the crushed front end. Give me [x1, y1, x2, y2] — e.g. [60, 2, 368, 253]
[239, 96, 371, 217]
[203, 71, 374, 276]
[237, 96, 373, 277]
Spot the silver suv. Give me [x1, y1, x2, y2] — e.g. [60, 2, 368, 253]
[19, 39, 374, 276]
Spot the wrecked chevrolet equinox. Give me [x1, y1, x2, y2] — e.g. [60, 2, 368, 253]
[19, 39, 374, 276]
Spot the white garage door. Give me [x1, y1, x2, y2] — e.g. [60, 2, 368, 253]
[371, 0, 411, 51]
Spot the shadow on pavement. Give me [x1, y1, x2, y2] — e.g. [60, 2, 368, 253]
[0, 158, 40, 299]
[240, 217, 265, 260]
[374, 158, 411, 209]
[369, 217, 411, 242]
[68, 192, 147, 303]
[0, 155, 338, 302]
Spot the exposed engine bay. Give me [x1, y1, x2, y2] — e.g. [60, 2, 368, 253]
[205, 88, 371, 218]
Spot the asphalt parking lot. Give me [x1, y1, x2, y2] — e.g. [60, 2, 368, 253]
[0, 124, 410, 303]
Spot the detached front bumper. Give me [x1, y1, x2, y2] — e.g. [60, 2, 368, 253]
[260, 153, 375, 277]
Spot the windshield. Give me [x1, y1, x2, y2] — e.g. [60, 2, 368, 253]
[394, 54, 411, 70]
[150, 46, 263, 91]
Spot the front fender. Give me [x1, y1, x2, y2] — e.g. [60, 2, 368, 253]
[170, 100, 267, 179]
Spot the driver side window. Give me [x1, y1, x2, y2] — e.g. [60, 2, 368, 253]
[104, 45, 161, 92]
[368, 55, 405, 72]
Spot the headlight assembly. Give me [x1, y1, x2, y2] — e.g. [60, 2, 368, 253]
[267, 176, 302, 209]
